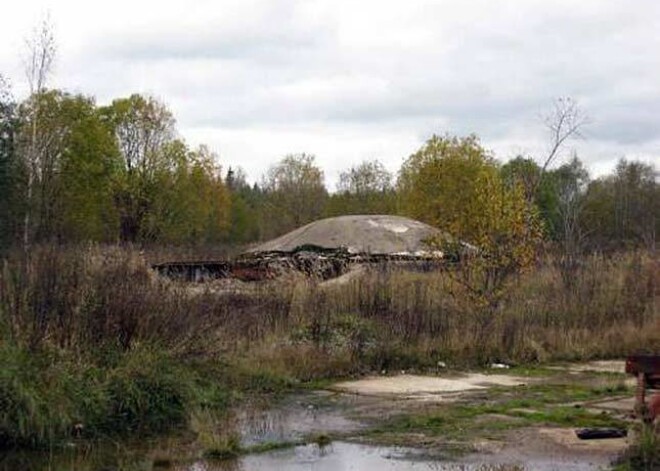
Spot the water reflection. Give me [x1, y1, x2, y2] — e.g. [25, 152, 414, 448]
[236, 393, 362, 446]
[0, 391, 607, 471]
[168, 442, 470, 471]
[3, 439, 608, 471]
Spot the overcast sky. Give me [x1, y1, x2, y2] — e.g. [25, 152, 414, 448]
[1, 0, 658, 188]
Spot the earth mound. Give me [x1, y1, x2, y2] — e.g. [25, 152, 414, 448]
[245, 215, 447, 256]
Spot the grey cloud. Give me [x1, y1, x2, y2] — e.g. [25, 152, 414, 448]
[30, 0, 659, 180]
[92, 28, 332, 63]
[587, 106, 660, 145]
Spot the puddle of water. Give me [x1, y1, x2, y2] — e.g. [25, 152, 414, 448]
[199, 442, 456, 471]
[0, 442, 613, 471]
[0, 391, 618, 471]
[181, 441, 609, 471]
[237, 392, 363, 446]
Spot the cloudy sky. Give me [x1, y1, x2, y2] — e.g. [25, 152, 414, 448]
[1, 0, 658, 187]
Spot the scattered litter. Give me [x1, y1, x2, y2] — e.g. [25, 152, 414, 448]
[575, 428, 628, 440]
[490, 363, 510, 369]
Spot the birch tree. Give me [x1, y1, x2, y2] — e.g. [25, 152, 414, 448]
[262, 154, 327, 237]
[21, 16, 56, 250]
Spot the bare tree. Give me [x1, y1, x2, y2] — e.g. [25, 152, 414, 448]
[22, 15, 56, 251]
[533, 97, 588, 197]
[536, 98, 588, 281]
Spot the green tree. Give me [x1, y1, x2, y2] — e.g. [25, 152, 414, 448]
[399, 135, 542, 358]
[399, 134, 504, 244]
[177, 145, 230, 243]
[14, 91, 120, 242]
[225, 167, 261, 243]
[503, 155, 590, 248]
[501, 156, 542, 203]
[0, 76, 20, 248]
[101, 94, 176, 242]
[136, 141, 231, 244]
[262, 153, 327, 237]
[501, 156, 555, 234]
[583, 159, 658, 250]
[545, 155, 589, 253]
[326, 159, 396, 216]
[53, 94, 121, 241]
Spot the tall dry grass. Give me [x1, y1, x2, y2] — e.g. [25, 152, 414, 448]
[0, 245, 657, 445]
[238, 250, 659, 377]
[0, 245, 289, 447]
[0, 245, 291, 356]
[3, 245, 656, 369]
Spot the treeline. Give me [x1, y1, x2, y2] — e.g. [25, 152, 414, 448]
[186, 134, 660, 254]
[0, 91, 229, 246]
[0, 85, 657, 252]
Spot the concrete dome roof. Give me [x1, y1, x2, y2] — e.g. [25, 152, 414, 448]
[245, 215, 446, 256]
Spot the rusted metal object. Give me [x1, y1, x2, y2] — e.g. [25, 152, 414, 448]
[625, 354, 660, 423]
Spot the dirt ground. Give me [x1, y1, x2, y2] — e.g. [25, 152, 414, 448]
[317, 361, 644, 469]
[557, 360, 627, 374]
[456, 427, 632, 470]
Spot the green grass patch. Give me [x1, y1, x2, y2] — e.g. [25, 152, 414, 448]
[363, 382, 629, 445]
[496, 365, 562, 378]
[505, 382, 631, 405]
[612, 425, 660, 471]
[310, 433, 332, 447]
[244, 440, 301, 454]
[203, 439, 301, 461]
[202, 433, 242, 460]
[0, 343, 237, 449]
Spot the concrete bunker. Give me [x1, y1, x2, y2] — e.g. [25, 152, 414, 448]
[153, 215, 467, 282]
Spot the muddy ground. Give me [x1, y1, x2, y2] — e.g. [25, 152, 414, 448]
[220, 360, 641, 470]
[4, 361, 650, 471]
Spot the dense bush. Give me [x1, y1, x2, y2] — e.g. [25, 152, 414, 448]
[0, 343, 218, 447]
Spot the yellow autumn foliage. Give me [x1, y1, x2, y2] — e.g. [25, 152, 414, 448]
[399, 134, 542, 298]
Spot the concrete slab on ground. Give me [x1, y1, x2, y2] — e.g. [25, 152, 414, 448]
[559, 360, 626, 374]
[332, 373, 526, 398]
